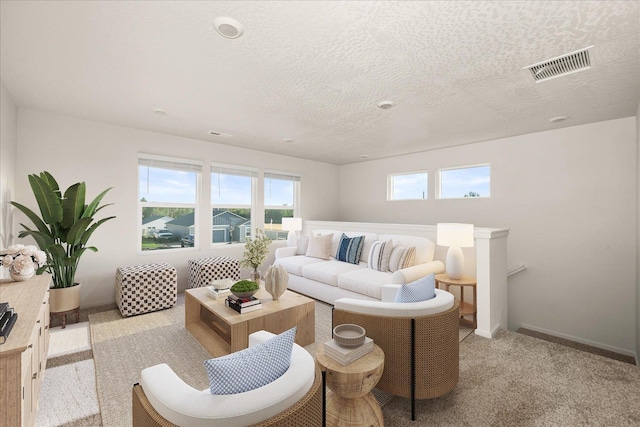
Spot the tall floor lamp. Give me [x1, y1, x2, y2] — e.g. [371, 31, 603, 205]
[282, 217, 302, 247]
[437, 223, 474, 279]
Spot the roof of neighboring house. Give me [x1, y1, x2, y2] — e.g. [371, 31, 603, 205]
[167, 212, 194, 227]
[142, 215, 173, 225]
[212, 211, 249, 227]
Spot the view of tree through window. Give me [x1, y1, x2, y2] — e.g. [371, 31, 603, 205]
[139, 156, 201, 251]
[438, 165, 490, 199]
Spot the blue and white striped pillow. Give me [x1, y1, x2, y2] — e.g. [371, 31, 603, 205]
[367, 239, 393, 272]
[336, 233, 365, 265]
[204, 327, 296, 395]
[394, 273, 436, 303]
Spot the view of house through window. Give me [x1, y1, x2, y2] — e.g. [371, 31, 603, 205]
[388, 172, 428, 200]
[211, 165, 257, 244]
[264, 172, 299, 240]
[438, 164, 490, 199]
[139, 155, 201, 251]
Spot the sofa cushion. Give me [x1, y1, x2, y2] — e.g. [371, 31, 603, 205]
[204, 327, 296, 395]
[379, 234, 435, 265]
[394, 273, 436, 303]
[338, 268, 393, 299]
[367, 239, 393, 272]
[274, 255, 326, 276]
[302, 260, 365, 287]
[306, 233, 333, 260]
[312, 230, 378, 263]
[388, 244, 416, 272]
[336, 233, 365, 265]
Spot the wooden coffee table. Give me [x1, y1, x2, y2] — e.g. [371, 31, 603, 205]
[185, 286, 315, 357]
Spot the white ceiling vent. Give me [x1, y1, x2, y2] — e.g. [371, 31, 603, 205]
[524, 46, 593, 83]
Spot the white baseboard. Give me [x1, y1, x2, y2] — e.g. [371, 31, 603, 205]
[519, 323, 636, 358]
[474, 324, 501, 339]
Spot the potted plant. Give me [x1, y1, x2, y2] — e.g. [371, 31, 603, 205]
[239, 229, 272, 283]
[10, 171, 115, 314]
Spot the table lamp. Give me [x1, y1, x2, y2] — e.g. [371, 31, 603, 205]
[437, 223, 474, 279]
[282, 217, 302, 247]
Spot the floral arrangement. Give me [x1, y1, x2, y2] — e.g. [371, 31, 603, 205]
[240, 229, 272, 270]
[1, 244, 47, 275]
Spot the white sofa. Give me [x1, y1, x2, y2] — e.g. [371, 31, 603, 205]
[274, 229, 445, 304]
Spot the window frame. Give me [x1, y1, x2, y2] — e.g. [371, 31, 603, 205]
[210, 163, 258, 245]
[437, 163, 491, 200]
[264, 171, 301, 241]
[387, 171, 429, 201]
[138, 153, 202, 253]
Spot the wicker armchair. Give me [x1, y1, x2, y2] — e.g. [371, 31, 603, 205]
[333, 286, 460, 421]
[132, 331, 323, 427]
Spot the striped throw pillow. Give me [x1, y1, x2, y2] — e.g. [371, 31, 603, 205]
[388, 244, 416, 272]
[367, 239, 393, 272]
[336, 233, 365, 265]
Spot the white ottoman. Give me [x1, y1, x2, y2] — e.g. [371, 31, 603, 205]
[116, 263, 177, 317]
[187, 257, 240, 289]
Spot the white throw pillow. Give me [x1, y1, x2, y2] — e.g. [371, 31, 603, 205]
[306, 233, 333, 260]
[388, 244, 416, 272]
[296, 235, 310, 255]
[367, 239, 393, 272]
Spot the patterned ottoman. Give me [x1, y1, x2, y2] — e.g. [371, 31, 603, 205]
[116, 263, 177, 317]
[188, 257, 240, 289]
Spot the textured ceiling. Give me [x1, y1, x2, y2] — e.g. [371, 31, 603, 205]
[1, 1, 638, 165]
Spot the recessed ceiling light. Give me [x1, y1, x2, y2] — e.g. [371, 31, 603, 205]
[549, 116, 568, 123]
[377, 101, 394, 109]
[153, 108, 167, 115]
[283, 138, 295, 143]
[213, 17, 244, 39]
[208, 130, 233, 138]
[360, 154, 369, 159]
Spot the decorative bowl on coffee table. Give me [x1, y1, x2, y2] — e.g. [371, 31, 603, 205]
[333, 324, 366, 347]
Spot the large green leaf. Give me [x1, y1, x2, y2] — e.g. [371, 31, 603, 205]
[66, 217, 93, 246]
[62, 182, 86, 228]
[28, 174, 63, 225]
[81, 187, 113, 219]
[16, 227, 54, 250]
[48, 244, 67, 260]
[79, 216, 115, 245]
[40, 171, 61, 198]
[10, 201, 51, 235]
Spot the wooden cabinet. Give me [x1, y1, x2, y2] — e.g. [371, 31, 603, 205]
[0, 274, 51, 427]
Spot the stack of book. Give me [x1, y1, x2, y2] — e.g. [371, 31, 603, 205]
[0, 302, 18, 345]
[225, 295, 262, 314]
[207, 285, 231, 300]
[323, 337, 374, 365]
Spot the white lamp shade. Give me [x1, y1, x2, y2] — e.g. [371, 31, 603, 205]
[437, 223, 474, 248]
[281, 217, 302, 232]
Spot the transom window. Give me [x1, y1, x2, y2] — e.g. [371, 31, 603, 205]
[264, 171, 300, 240]
[438, 164, 490, 199]
[388, 172, 428, 200]
[138, 154, 202, 251]
[211, 164, 257, 244]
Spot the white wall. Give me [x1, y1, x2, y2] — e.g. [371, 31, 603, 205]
[13, 109, 340, 308]
[338, 118, 637, 355]
[0, 80, 18, 279]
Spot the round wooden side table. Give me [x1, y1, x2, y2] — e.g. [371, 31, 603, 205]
[435, 273, 477, 328]
[316, 343, 385, 427]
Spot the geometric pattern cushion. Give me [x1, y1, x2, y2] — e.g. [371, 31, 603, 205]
[335, 233, 365, 265]
[115, 263, 177, 317]
[394, 273, 436, 303]
[187, 257, 240, 289]
[388, 244, 417, 272]
[367, 239, 393, 272]
[204, 326, 297, 395]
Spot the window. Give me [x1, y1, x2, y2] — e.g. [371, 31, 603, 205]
[388, 172, 428, 200]
[138, 155, 202, 251]
[438, 164, 490, 199]
[211, 164, 257, 244]
[264, 171, 300, 241]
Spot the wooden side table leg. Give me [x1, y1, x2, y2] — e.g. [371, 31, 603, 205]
[62, 313, 67, 329]
[472, 285, 477, 329]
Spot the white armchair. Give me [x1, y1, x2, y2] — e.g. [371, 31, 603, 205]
[132, 331, 322, 427]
